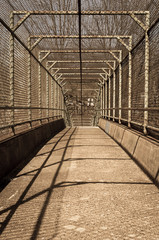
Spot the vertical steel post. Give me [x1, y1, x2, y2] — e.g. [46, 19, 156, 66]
[144, 13, 150, 135]
[101, 86, 103, 117]
[103, 82, 105, 117]
[55, 83, 57, 117]
[10, 12, 14, 125]
[52, 69, 55, 117]
[51, 75, 54, 118]
[105, 74, 108, 118]
[38, 52, 42, 119]
[58, 85, 60, 116]
[59, 89, 61, 117]
[28, 38, 31, 122]
[100, 87, 102, 117]
[56, 85, 58, 117]
[113, 62, 116, 121]
[62, 96, 65, 119]
[102, 84, 103, 117]
[119, 51, 122, 124]
[60, 90, 63, 117]
[128, 37, 132, 127]
[108, 70, 111, 120]
[53, 79, 56, 117]
[56, 84, 59, 115]
[60, 87, 62, 117]
[102, 83, 105, 117]
[64, 97, 66, 122]
[61, 90, 64, 118]
[46, 63, 49, 118]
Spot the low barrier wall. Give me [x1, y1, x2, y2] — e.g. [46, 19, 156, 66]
[0, 118, 65, 181]
[98, 118, 159, 186]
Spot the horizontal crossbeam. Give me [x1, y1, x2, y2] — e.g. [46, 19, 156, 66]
[30, 35, 131, 39]
[51, 68, 110, 70]
[40, 50, 122, 53]
[13, 10, 149, 15]
[58, 73, 105, 75]
[48, 60, 115, 63]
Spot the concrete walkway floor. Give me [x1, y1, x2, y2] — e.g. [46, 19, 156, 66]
[0, 127, 158, 240]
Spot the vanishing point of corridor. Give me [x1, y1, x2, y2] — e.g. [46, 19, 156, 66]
[0, 127, 158, 240]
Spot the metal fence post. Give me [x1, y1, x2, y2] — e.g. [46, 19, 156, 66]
[38, 52, 42, 119]
[108, 71, 111, 120]
[144, 12, 150, 135]
[100, 87, 102, 117]
[28, 37, 31, 122]
[51, 76, 54, 117]
[10, 12, 14, 125]
[105, 75, 108, 118]
[113, 62, 116, 121]
[102, 84, 105, 117]
[119, 51, 122, 124]
[128, 37, 132, 127]
[46, 63, 49, 118]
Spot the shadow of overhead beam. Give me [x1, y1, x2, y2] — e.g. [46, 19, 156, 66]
[30, 128, 76, 240]
[13, 157, 131, 179]
[70, 137, 111, 140]
[0, 128, 72, 235]
[35, 151, 51, 157]
[73, 134, 106, 135]
[45, 144, 120, 153]
[56, 180, 154, 187]
[45, 139, 69, 145]
[0, 179, 154, 217]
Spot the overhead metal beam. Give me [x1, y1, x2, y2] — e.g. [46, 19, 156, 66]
[57, 73, 106, 75]
[47, 60, 115, 63]
[59, 78, 104, 80]
[65, 89, 99, 91]
[40, 49, 122, 53]
[51, 68, 111, 70]
[10, 10, 150, 133]
[29, 36, 131, 55]
[30, 34, 131, 39]
[13, 10, 149, 15]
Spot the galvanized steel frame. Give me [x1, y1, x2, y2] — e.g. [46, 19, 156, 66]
[28, 35, 131, 126]
[10, 10, 150, 132]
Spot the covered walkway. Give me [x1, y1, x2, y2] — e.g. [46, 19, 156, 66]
[0, 1, 159, 239]
[0, 127, 158, 239]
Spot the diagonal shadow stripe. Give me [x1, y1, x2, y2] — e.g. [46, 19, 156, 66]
[12, 157, 131, 179]
[0, 127, 72, 235]
[30, 128, 77, 240]
[0, 178, 154, 217]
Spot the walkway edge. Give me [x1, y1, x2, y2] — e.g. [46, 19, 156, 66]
[0, 118, 66, 181]
[98, 118, 159, 187]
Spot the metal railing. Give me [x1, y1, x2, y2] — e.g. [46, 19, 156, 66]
[96, 107, 159, 139]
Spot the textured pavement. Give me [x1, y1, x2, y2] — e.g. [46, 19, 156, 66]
[0, 127, 158, 240]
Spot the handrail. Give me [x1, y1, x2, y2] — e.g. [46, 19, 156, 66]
[0, 106, 65, 110]
[96, 107, 159, 111]
[100, 116, 159, 134]
[0, 115, 63, 131]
